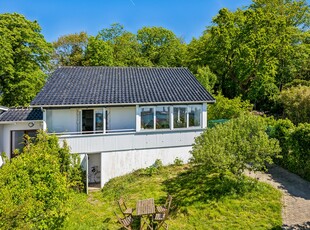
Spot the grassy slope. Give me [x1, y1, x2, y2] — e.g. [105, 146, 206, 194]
[63, 165, 282, 230]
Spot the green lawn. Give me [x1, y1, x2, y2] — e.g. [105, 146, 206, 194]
[63, 165, 282, 230]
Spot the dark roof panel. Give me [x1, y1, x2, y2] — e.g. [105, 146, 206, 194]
[0, 108, 43, 122]
[31, 67, 215, 106]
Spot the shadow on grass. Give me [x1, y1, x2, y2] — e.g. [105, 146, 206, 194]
[163, 166, 257, 213]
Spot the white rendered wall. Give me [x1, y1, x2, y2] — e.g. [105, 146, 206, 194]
[46, 109, 77, 133]
[107, 107, 135, 130]
[100, 146, 192, 185]
[0, 122, 42, 161]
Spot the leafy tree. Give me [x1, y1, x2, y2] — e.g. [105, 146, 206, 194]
[97, 23, 149, 66]
[112, 32, 150, 66]
[192, 115, 281, 178]
[97, 23, 125, 44]
[0, 13, 52, 106]
[279, 85, 310, 124]
[83, 36, 114, 66]
[53, 32, 88, 66]
[137, 26, 186, 66]
[187, 0, 310, 110]
[195, 66, 217, 92]
[208, 94, 253, 120]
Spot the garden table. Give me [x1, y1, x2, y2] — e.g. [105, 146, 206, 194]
[136, 198, 156, 229]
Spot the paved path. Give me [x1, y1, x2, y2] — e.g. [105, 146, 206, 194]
[246, 165, 310, 227]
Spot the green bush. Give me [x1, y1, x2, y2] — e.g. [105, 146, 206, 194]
[26, 131, 85, 191]
[279, 86, 310, 124]
[142, 159, 164, 176]
[289, 123, 310, 180]
[268, 118, 295, 160]
[173, 157, 184, 166]
[192, 115, 281, 178]
[283, 79, 310, 89]
[0, 144, 69, 229]
[0, 131, 85, 229]
[269, 119, 310, 181]
[208, 94, 252, 120]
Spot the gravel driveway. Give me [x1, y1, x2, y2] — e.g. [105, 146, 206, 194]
[246, 165, 310, 229]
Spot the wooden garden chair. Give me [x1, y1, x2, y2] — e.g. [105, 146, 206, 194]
[152, 212, 168, 230]
[114, 211, 134, 230]
[155, 195, 172, 213]
[153, 195, 172, 229]
[118, 197, 135, 216]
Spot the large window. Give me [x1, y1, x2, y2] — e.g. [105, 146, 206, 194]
[173, 107, 187, 128]
[156, 106, 170, 129]
[188, 105, 201, 127]
[139, 104, 202, 131]
[141, 107, 154, 130]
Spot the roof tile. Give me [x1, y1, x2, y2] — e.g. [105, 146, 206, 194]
[31, 67, 215, 106]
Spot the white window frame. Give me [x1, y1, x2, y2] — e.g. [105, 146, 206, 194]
[138, 104, 203, 132]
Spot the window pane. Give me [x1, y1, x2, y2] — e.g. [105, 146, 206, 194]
[82, 110, 94, 131]
[141, 108, 154, 129]
[156, 106, 170, 129]
[95, 110, 103, 131]
[173, 107, 187, 128]
[189, 106, 201, 127]
[12, 131, 24, 154]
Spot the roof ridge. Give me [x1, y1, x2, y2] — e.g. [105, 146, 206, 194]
[58, 66, 188, 69]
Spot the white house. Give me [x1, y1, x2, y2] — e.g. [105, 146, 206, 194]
[0, 66, 215, 187]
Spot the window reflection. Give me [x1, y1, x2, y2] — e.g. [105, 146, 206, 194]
[173, 107, 187, 128]
[141, 108, 154, 129]
[156, 106, 170, 129]
[95, 110, 103, 131]
[188, 106, 201, 127]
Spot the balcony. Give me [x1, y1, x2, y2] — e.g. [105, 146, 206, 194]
[57, 129, 203, 154]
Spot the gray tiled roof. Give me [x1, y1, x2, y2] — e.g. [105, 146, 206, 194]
[0, 108, 43, 122]
[31, 67, 215, 106]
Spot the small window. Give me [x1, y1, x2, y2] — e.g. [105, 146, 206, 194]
[141, 107, 154, 129]
[11, 130, 37, 158]
[173, 107, 187, 128]
[188, 105, 201, 127]
[156, 106, 170, 129]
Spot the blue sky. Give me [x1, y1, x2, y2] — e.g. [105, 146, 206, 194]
[1, 0, 253, 43]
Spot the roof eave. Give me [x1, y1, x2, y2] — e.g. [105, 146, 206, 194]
[31, 100, 216, 108]
[0, 120, 43, 124]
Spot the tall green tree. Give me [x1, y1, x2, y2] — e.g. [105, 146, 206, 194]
[187, 0, 310, 110]
[97, 23, 148, 66]
[137, 26, 186, 66]
[0, 13, 52, 107]
[83, 36, 114, 66]
[53, 32, 88, 66]
[195, 66, 217, 92]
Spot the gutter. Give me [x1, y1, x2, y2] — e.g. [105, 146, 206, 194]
[30, 100, 216, 108]
[0, 120, 43, 125]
